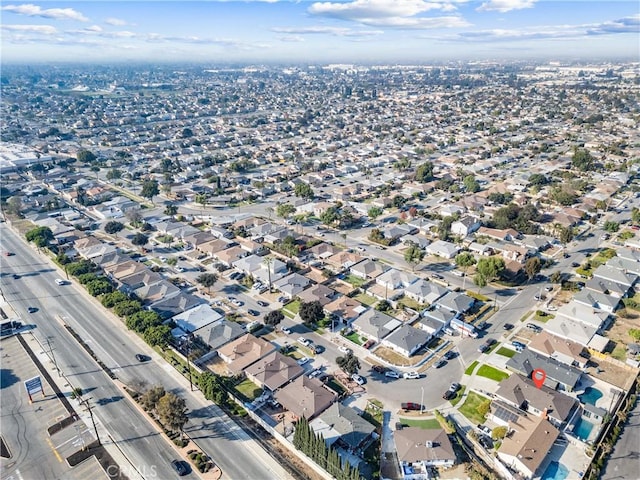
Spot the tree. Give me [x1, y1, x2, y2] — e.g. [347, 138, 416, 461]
[6, 196, 23, 216]
[294, 183, 314, 199]
[125, 207, 143, 227]
[492, 426, 508, 440]
[86, 278, 113, 296]
[572, 147, 595, 171]
[144, 325, 172, 348]
[263, 257, 274, 292]
[76, 149, 96, 163]
[438, 216, 454, 241]
[196, 273, 218, 293]
[140, 385, 166, 411]
[476, 257, 505, 283]
[524, 257, 542, 281]
[455, 251, 476, 289]
[25, 226, 54, 248]
[558, 225, 573, 245]
[299, 300, 324, 325]
[113, 300, 142, 318]
[474, 273, 487, 293]
[156, 392, 189, 438]
[528, 173, 548, 187]
[336, 352, 360, 375]
[106, 168, 122, 180]
[264, 310, 284, 326]
[476, 399, 491, 418]
[101, 291, 129, 308]
[631, 208, 640, 226]
[368, 206, 383, 220]
[404, 244, 425, 271]
[550, 271, 563, 284]
[141, 179, 159, 204]
[164, 204, 178, 217]
[126, 310, 162, 334]
[104, 220, 124, 237]
[414, 161, 434, 182]
[276, 203, 296, 219]
[603, 221, 620, 233]
[320, 206, 340, 226]
[463, 175, 480, 193]
[131, 233, 149, 249]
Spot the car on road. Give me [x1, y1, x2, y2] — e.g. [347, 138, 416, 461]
[544, 285, 553, 292]
[27, 307, 37, 313]
[403, 371, 420, 379]
[171, 459, 188, 476]
[248, 309, 260, 316]
[444, 350, 457, 360]
[443, 390, 456, 400]
[55, 278, 67, 285]
[281, 326, 292, 334]
[135, 354, 149, 362]
[298, 337, 312, 347]
[257, 300, 269, 307]
[297, 356, 311, 366]
[476, 321, 488, 330]
[229, 297, 244, 307]
[310, 344, 324, 354]
[533, 294, 546, 301]
[3, 251, 14, 256]
[432, 273, 444, 280]
[351, 374, 365, 385]
[449, 382, 461, 392]
[229, 272, 241, 280]
[385, 370, 400, 379]
[503, 323, 514, 330]
[338, 346, 353, 355]
[401, 402, 422, 411]
[571, 262, 581, 268]
[547, 305, 558, 311]
[12, 274, 20, 279]
[433, 359, 447, 369]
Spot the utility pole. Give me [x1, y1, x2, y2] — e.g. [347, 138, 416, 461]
[186, 335, 193, 391]
[80, 397, 101, 446]
[420, 386, 425, 414]
[45, 337, 60, 376]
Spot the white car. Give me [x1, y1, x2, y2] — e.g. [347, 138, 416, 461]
[297, 356, 311, 366]
[547, 305, 558, 311]
[384, 370, 400, 379]
[281, 326, 292, 334]
[55, 278, 66, 286]
[338, 346, 353, 355]
[351, 374, 365, 385]
[229, 298, 244, 307]
[403, 371, 420, 379]
[297, 337, 312, 347]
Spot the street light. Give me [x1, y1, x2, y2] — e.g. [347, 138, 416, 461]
[420, 386, 425, 414]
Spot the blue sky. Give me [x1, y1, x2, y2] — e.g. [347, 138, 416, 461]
[1, 1, 638, 63]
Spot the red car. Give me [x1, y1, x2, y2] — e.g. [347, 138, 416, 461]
[363, 339, 376, 349]
[401, 402, 422, 411]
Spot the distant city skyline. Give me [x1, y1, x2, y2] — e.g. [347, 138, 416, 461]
[1, 1, 638, 64]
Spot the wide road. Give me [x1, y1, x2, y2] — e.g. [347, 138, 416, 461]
[0, 224, 293, 480]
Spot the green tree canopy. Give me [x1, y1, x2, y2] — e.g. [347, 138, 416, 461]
[196, 273, 218, 292]
[299, 300, 324, 325]
[144, 325, 172, 348]
[104, 220, 124, 236]
[264, 310, 284, 326]
[368, 206, 383, 220]
[414, 161, 434, 182]
[76, 149, 96, 163]
[141, 179, 159, 202]
[463, 175, 480, 193]
[524, 257, 542, 281]
[476, 257, 505, 282]
[131, 233, 149, 248]
[336, 352, 360, 374]
[276, 203, 296, 219]
[156, 392, 189, 436]
[404, 244, 425, 271]
[25, 226, 54, 248]
[294, 183, 314, 199]
[571, 148, 596, 171]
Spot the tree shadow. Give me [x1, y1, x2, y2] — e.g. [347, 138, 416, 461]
[0, 368, 19, 389]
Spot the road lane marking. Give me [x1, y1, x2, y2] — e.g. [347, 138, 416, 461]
[46, 437, 63, 463]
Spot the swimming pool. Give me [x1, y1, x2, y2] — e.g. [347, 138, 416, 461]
[578, 387, 603, 406]
[542, 461, 570, 480]
[574, 417, 595, 441]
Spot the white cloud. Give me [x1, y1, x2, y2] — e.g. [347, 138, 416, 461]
[477, 0, 536, 13]
[105, 17, 128, 26]
[308, 0, 468, 29]
[1, 4, 88, 21]
[1, 24, 58, 35]
[272, 26, 383, 37]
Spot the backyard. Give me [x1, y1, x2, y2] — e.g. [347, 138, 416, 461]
[398, 417, 441, 429]
[459, 391, 490, 425]
[234, 378, 262, 402]
[354, 292, 377, 307]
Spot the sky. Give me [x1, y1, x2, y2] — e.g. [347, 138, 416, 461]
[1, 1, 639, 64]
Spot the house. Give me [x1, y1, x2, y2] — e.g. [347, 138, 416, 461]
[506, 350, 582, 392]
[418, 309, 456, 336]
[395, 427, 456, 477]
[217, 334, 277, 375]
[352, 309, 402, 341]
[434, 291, 475, 315]
[325, 251, 365, 270]
[193, 320, 245, 351]
[196, 238, 235, 257]
[103, 260, 147, 281]
[527, 331, 588, 369]
[451, 216, 481, 237]
[573, 290, 620, 313]
[245, 351, 304, 391]
[274, 375, 337, 420]
[555, 301, 611, 331]
[169, 304, 223, 335]
[426, 240, 460, 259]
[324, 296, 367, 324]
[497, 415, 559, 480]
[592, 264, 637, 288]
[215, 245, 248, 267]
[476, 226, 519, 242]
[585, 277, 632, 299]
[133, 280, 180, 304]
[311, 403, 376, 452]
[350, 259, 389, 280]
[493, 374, 578, 428]
[375, 268, 419, 291]
[118, 269, 164, 295]
[604, 256, 640, 276]
[273, 273, 311, 299]
[298, 283, 336, 307]
[92, 251, 131, 270]
[381, 324, 431, 357]
[404, 280, 448, 306]
[544, 315, 599, 348]
[149, 293, 207, 320]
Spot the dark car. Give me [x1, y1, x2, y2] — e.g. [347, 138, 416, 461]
[135, 354, 148, 362]
[443, 390, 456, 400]
[13, 274, 20, 279]
[432, 273, 444, 280]
[571, 262, 580, 268]
[310, 344, 324, 354]
[171, 459, 188, 476]
[433, 359, 446, 368]
[478, 435, 494, 449]
[257, 300, 269, 307]
[503, 323, 514, 330]
[401, 402, 423, 411]
[372, 365, 388, 374]
[27, 307, 37, 313]
[248, 309, 260, 316]
[444, 350, 457, 360]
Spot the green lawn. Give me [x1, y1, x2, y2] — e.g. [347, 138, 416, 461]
[520, 311, 534, 322]
[459, 391, 490, 425]
[496, 347, 516, 358]
[234, 378, 262, 401]
[486, 341, 501, 354]
[282, 308, 295, 319]
[355, 293, 377, 306]
[283, 299, 301, 315]
[534, 311, 555, 323]
[399, 418, 441, 429]
[450, 385, 466, 407]
[476, 365, 510, 382]
[398, 296, 426, 311]
[344, 274, 366, 287]
[344, 331, 364, 346]
[465, 360, 479, 376]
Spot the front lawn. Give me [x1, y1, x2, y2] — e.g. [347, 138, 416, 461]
[459, 391, 490, 425]
[399, 418, 441, 429]
[465, 360, 479, 376]
[450, 385, 466, 407]
[283, 299, 301, 315]
[496, 347, 516, 358]
[476, 365, 510, 382]
[344, 331, 364, 346]
[534, 311, 555, 323]
[234, 378, 262, 402]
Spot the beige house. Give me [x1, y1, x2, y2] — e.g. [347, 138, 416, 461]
[274, 375, 337, 420]
[245, 351, 304, 391]
[395, 427, 456, 475]
[527, 331, 588, 369]
[217, 334, 276, 375]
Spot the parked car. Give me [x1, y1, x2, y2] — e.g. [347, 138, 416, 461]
[229, 297, 244, 307]
[544, 285, 553, 292]
[297, 357, 311, 366]
[257, 300, 269, 307]
[351, 374, 365, 385]
[385, 370, 400, 379]
[444, 350, 457, 360]
[171, 460, 188, 476]
[310, 344, 324, 354]
[403, 371, 420, 379]
[476, 321, 488, 330]
[526, 323, 541, 332]
[281, 326, 292, 334]
[338, 346, 353, 355]
[477, 424, 492, 436]
[432, 273, 444, 280]
[372, 365, 387, 373]
[571, 262, 581, 268]
[547, 305, 558, 311]
[248, 309, 260, 317]
[512, 341, 526, 352]
[478, 435, 494, 449]
[443, 390, 456, 400]
[503, 323, 514, 330]
[401, 402, 422, 411]
[449, 382, 461, 392]
[298, 337, 312, 347]
[362, 339, 376, 349]
[433, 359, 446, 369]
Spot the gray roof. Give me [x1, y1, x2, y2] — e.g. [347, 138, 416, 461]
[506, 350, 582, 390]
[195, 320, 245, 351]
[317, 403, 375, 449]
[592, 264, 637, 287]
[353, 309, 402, 340]
[383, 324, 430, 354]
[434, 291, 475, 314]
